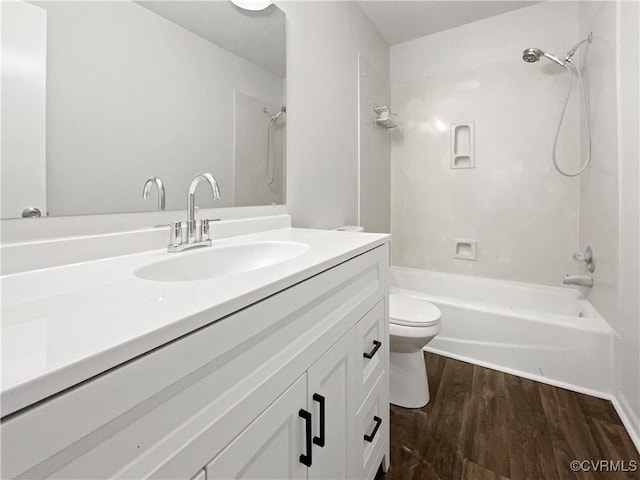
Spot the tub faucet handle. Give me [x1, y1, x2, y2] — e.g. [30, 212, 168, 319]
[572, 244, 595, 273]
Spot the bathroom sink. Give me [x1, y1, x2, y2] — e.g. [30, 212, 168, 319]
[135, 241, 310, 282]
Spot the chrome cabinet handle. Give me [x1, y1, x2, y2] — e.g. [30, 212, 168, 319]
[364, 416, 382, 443]
[299, 409, 312, 467]
[363, 340, 382, 359]
[312, 394, 325, 448]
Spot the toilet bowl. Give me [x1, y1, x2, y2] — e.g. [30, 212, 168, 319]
[389, 293, 441, 408]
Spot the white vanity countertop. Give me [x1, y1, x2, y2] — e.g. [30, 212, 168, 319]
[0, 228, 389, 417]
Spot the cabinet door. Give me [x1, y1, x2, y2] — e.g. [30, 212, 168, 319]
[206, 374, 308, 480]
[307, 328, 358, 480]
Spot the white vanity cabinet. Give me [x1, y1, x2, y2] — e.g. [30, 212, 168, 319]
[1, 243, 390, 480]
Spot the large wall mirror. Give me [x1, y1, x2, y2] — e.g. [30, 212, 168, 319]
[1, 0, 286, 219]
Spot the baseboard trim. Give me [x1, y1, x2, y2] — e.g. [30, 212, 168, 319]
[424, 347, 611, 399]
[611, 393, 640, 454]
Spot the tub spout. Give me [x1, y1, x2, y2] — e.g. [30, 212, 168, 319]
[563, 275, 593, 288]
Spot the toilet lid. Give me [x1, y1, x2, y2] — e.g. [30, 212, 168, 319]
[389, 293, 441, 327]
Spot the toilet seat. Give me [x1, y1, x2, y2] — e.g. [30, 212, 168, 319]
[389, 293, 441, 327]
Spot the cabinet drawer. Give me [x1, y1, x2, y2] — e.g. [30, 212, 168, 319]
[356, 300, 386, 405]
[356, 373, 388, 480]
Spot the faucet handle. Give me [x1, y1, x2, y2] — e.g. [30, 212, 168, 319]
[169, 221, 182, 246]
[572, 244, 595, 273]
[199, 218, 220, 242]
[572, 251, 586, 262]
[200, 219, 210, 242]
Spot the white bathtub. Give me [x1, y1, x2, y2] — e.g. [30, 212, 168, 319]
[390, 267, 614, 397]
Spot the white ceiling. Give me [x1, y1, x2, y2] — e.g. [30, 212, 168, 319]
[358, 1, 541, 45]
[136, 1, 285, 78]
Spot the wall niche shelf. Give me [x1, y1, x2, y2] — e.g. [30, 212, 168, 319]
[450, 122, 475, 169]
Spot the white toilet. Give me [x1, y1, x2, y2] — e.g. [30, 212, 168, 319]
[389, 293, 442, 408]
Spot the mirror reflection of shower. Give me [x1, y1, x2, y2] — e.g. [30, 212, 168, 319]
[265, 105, 286, 190]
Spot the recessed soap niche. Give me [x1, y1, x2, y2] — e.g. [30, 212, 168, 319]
[450, 122, 475, 169]
[453, 238, 477, 261]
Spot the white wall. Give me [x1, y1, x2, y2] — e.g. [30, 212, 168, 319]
[39, 1, 283, 216]
[278, 1, 389, 229]
[614, 0, 640, 449]
[390, 2, 580, 286]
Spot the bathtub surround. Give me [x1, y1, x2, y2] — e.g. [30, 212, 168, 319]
[390, 1, 580, 287]
[390, 61, 579, 285]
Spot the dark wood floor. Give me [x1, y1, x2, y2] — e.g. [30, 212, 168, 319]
[378, 353, 640, 480]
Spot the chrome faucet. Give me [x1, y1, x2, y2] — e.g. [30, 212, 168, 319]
[166, 172, 221, 253]
[142, 177, 166, 211]
[563, 275, 593, 288]
[187, 173, 221, 243]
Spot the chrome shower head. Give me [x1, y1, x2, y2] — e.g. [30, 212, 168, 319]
[522, 47, 565, 67]
[522, 47, 543, 63]
[269, 105, 287, 122]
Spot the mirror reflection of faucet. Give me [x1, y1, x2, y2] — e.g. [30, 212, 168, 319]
[142, 177, 166, 211]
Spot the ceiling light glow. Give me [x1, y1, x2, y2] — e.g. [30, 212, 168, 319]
[230, 0, 272, 11]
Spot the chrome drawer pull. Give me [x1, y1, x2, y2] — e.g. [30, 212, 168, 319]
[363, 340, 382, 359]
[364, 416, 382, 443]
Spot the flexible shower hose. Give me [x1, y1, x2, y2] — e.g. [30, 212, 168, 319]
[552, 59, 591, 177]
